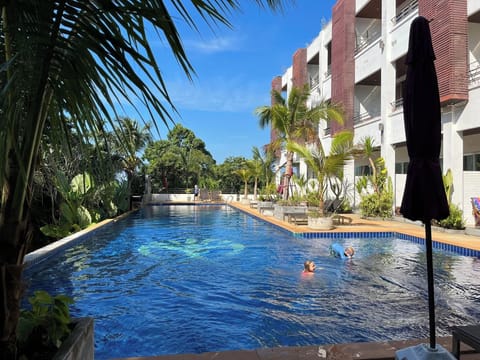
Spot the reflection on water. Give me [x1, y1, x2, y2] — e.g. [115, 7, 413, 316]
[23, 205, 480, 360]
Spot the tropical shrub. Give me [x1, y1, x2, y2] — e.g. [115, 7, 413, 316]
[17, 291, 74, 359]
[437, 204, 466, 230]
[356, 157, 394, 218]
[40, 173, 96, 239]
[258, 183, 278, 201]
[435, 169, 465, 230]
[276, 194, 304, 206]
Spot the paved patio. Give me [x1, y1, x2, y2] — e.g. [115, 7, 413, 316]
[114, 336, 479, 359]
[115, 202, 480, 360]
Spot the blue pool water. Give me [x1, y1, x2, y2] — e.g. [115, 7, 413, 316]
[24, 205, 480, 359]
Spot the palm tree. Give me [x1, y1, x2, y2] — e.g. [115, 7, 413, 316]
[355, 136, 380, 193]
[291, 173, 309, 198]
[0, 1, 285, 357]
[287, 130, 354, 216]
[255, 84, 344, 200]
[234, 168, 253, 200]
[252, 145, 276, 193]
[113, 118, 153, 195]
[248, 154, 263, 200]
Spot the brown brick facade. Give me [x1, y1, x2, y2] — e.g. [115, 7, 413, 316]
[292, 48, 308, 88]
[420, 0, 468, 105]
[331, 0, 356, 133]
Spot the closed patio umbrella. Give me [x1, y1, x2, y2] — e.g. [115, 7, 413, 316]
[395, 16, 454, 360]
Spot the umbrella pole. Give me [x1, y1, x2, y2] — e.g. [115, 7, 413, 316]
[425, 220, 436, 350]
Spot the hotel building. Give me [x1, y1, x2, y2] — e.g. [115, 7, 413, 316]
[272, 0, 480, 226]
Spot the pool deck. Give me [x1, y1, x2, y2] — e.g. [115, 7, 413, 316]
[116, 201, 480, 360]
[113, 337, 480, 359]
[229, 202, 480, 252]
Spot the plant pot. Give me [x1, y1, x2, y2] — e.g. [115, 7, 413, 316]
[273, 204, 307, 221]
[240, 198, 250, 205]
[53, 317, 95, 360]
[308, 216, 334, 230]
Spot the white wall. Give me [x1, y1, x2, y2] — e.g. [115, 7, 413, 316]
[356, 0, 371, 14]
[353, 118, 382, 145]
[147, 193, 250, 203]
[355, 41, 382, 83]
[390, 9, 417, 61]
[457, 87, 480, 130]
[388, 109, 406, 145]
[395, 174, 407, 210]
[468, 0, 480, 17]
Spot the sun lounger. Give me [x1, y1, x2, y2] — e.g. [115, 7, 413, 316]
[287, 213, 308, 226]
[332, 214, 353, 225]
[471, 197, 480, 227]
[258, 202, 274, 215]
[282, 207, 307, 223]
[452, 324, 480, 359]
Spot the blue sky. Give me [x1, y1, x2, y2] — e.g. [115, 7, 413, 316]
[142, 1, 337, 163]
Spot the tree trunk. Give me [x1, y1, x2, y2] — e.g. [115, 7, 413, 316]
[0, 193, 30, 359]
[283, 151, 294, 200]
[0, 262, 24, 360]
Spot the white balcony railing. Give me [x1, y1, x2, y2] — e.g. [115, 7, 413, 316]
[469, 61, 480, 84]
[324, 65, 331, 78]
[310, 73, 320, 89]
[353, 110, 381, 125]
[391, 0, 418, 25]
[354, 31, 381, 55]
[391, 98, 404, 111]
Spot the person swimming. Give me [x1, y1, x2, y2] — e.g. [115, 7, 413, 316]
[330, 243, 355, 259]
[303, 260, 316, 274]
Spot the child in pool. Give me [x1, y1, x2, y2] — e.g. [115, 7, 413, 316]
[330, 243, 355, 259]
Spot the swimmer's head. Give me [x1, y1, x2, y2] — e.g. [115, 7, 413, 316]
[304, 260, 316, 272]
[345, 246, 355, 258]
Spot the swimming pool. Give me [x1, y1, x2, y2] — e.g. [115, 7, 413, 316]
[23, 205, 480, 359]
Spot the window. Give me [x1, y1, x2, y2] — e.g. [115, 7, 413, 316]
[464, 153, 480, 171]
[355, 165, 372, 176]
[395, 162, 409, 174]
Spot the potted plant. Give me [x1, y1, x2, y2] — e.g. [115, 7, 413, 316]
[17, 290, 94, 360]
[287, 130, 353, 230]
[273, 195, 307, 221]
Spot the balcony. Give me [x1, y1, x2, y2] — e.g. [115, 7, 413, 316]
[310, 73, 320, 89]
[469, 61, 480, 85]
[391, 98, 404, 111]
[392, 0, 418, 25]
[355, 31, 381, 55]
[324, 65, 331, 78]
[353, 110, 381, 125]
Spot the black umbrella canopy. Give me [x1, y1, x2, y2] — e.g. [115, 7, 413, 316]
[398, 16, 451, 355]
[400, 16, 449, 223]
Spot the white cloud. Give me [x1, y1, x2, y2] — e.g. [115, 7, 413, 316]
[166, 76, 270, 113]
[184, 35, 242, 54]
